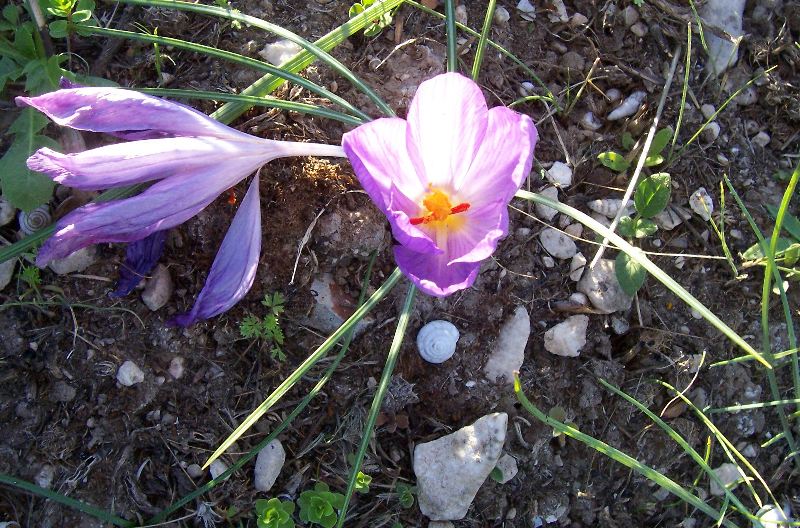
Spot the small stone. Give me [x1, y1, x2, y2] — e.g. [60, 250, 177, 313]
[455, 5, 467, 25]
[484, 306, 530, 384]
[0, 258, 15, 292]
[187, 463, 204, 479]
[730, 229, 743, 239]
[752, 131, 770, 148]
[587, 198, 635, 219]
[254, 439, 285, 492]
[710, 463, 743, 496]
[735, 86, 758, 106]
[544, 315, 588, 357]
[630, 22, 648, 37]
[209, 459, 229, 481]
[0, 197, 15, 226]
[581, 111, 603, 131]
[494, 454, 518, 484]
[622, 5, 640, 26]
[534, 186, 560, 221]
[142, 264, 173, 311]
[561, 51, 585, 73]
[689, 187, 714, 221]
[542, 255, 555, 268]
[569, 252, 586, 281]
[564, 223, 582, 238]
[654, 205, 690, 231]
[519, 81, 536, 95]
[611, 316, 629, 335]
[117, 360, 145, 386]
[50, 381, 77, 403]
[608, 91, 646, 120]
[569, 12, 588, 27]
[305, 274, 371, 336]
[414, 413, 508, 520]
[744, 119, 760, 135]
[754, 504, 792, 528]
[539, 228, 577, 259]
[35, 465, 55, 489]
[569, 292, 589, 305]
[701, 122, 720, 143]
[258, 39, 302, 65]
[168, 356, 185, 380]
[494, 6, 510, 24]
[516, 0, 535, 21]
[577, 259, 634, 313]
[48, 247, 96, 275]
[691, 308, 702, 319]
[700, 104, 716, 120]
[546, 161, 573, 188]
[606, 88, 623, 103]
[701, 0, 745, 75]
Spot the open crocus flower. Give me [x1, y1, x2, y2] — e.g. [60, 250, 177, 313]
[17, 84, 345, 325]
[342, 73, 537, 296]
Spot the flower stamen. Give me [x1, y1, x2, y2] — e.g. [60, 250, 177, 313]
[409, 189, 470, 225]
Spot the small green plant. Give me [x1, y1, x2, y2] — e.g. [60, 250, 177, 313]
[297, 482, 345, 528]
[212, 0, 243, 29]
[354, 471, 371, 494]
[740, 205, 800, 283]
[255, 498, 295, 528]
[598, 127, 673, 173]
[348, 0, 393, 37]
[394, 482, 416, 509]
[240, 292, 286, 361]
[45, 0, 98, 39]
[19, 263, 41, 289]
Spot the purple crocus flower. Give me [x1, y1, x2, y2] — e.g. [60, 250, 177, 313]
[342, 73, 538, 296]
[17, 85, 345, 325]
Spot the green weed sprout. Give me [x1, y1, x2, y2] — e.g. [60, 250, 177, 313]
[348, 0, 393, 37]
[255, 498, 295, 528]
[394, 482, 416, 509]
[240, 292, 286, 361]
[46, 0, 99, 38]
[354, 471, 372, 494]
[297, 482, 345, 528]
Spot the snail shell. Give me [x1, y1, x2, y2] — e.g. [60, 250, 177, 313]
[417, 320, 459, 364]
[18, 205, 52, 235]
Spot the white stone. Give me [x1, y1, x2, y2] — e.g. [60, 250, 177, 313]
[484, 306, 530, 384]
[534, 187, 560, 221]
[752, 131, 770, 148]
[0, 258, 15, 292]
[544, 315, 588, 357]
[630, 22, 648, 37]
[607, 91, 646, 120]
[654, 205, 690, 231]
[701, 0, 745, 76]
[142, 264, 173, 311]
[710, 462, 743, 496]
[689, 187, 714, 221]
[414, 413, 508, 520]
[417, 320, 459, 364]
[209, 459, 229, 481]
[493, 6, 510, 24]
[168, 356, 185, 380]
[542, 255, 555, 268]
[700, 104, 716, 120]
[258, 39, 302, 66]
[622, 5, 640, 26]
[254, 439, 285, 492]
[569, 292, 589, 306]
[580, 111, 602, 131]
[570, 13, 588, 28]
[736, 86, 759, 106]
[519, 81, 536, 95]
[569, 252, 586, 281]
[516, 0, 535, 21]
[117, 360, 145, 386]
[539, 228, 577, 259]
[305, 274, 371, 336]
[577, 259, 634, 313]
[587, 198, 634, 219]
[701, 122, 721, 143]
[611, 316, 629, 335]
[754, 504, 792, 528]
[546, 162, 573, 188]
[187, 463, 204, 479]
[564, 223, 583, 239]
[455, 5, 467, 25]
[0, 197, 15, 226]
[48, 247, 96, 275]
[606, 88, 623, 103]
[34, 464, 55, 489]
[494, 454, 518, 484]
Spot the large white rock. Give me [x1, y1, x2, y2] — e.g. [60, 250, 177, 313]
[116, 360, 145, 386]
[484, 306, 530, 384]
[577, 259, 633, 313]
[544, 315, 589, 357]
[414, 413, 508, 520]
[254, 439, 285, 492]
[539, 228, 577, 259]
[701, 0, 746, 76]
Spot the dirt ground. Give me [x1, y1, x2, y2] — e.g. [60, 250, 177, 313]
[1, 0, 799, 527]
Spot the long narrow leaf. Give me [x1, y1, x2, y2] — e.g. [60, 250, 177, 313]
[471, 0, 496, 81]
[444, 0, 457, 72]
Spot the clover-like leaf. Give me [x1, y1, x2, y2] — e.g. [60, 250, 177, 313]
[615, 252, 647, 296]
[598, 151, 630, 172]
[634, 172, 671, 218]
[355, 471, 372, 494]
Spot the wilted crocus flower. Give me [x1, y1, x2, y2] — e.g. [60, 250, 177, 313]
[342, 73, 537, 296]
[17, 85, 344, 325]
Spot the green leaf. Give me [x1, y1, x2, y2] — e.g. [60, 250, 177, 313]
[621, 131, 635, 151]
[489, 466, 504, 483]
[615, 251, 647, 295]
[49, 20, 69, 38]
[647, 127, 672, 157]
[644, 154, 664, 167]
[765, 204, 800, 242]
[0, 135, 60, 211]
[785, 245, 800, 267]
[13, 24, 36, 59]
[348, 4, 364, 17]
[72, 9, 92, 22]
[617, 216, 637, 238]
[634, 172, 671, 218]
[354, 471, 372, 493]
[598, 151, 630, 172]
[619, 216, 658, 238]
[742, 237, 795, 261]
[2, 4, 19, 24]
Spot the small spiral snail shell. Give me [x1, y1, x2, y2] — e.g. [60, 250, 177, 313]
[417, 320, 459, 364]
[18, 205, 52, 235]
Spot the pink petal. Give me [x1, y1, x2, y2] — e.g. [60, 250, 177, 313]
[171, 176, 262, 326]
[394, 245, 481, 297]
[405, 73, 488, 190]
[447, 199, 510, 264]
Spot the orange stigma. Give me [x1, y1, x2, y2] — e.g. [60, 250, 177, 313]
[409, 189, 470, 226]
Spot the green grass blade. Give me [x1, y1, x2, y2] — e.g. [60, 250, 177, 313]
[85, 26, 369, 121]
[336, 283, 416, 528]
[147, 254, 379, 524]
[668, 22, 692, 161]
[513, 375, 738, 528]
[514, 190, 769, 368]
[709, 398, 800, 414]
[444, 0, 457, 72]
[471, 0, 496, 81]
[117, 0, 394, 117]
[202, 267, 403, 469]
[0, 473, 134, 527]
[137, 88, 365, 126]
[710, 347, 798, 368]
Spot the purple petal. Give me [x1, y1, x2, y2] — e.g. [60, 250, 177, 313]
[28, 136, 269, 190]
[112, 230, 167, 297]
[36, 157, 263, 266]
[405, 73, 488, 189]
[342, 117, 439, 255]
[170, 176, 262, 326]
[445, 199, 509, 264]
[16, 87, 251, 140]
[394, 245, 480, 297]
[457, 107, 538, 205]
